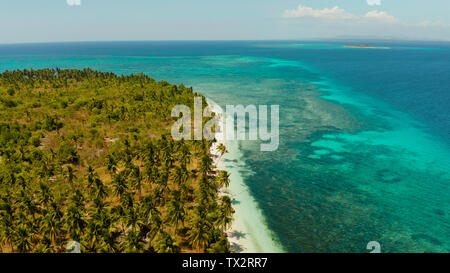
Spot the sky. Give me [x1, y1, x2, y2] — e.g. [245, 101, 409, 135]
[0, 0, 449, 43]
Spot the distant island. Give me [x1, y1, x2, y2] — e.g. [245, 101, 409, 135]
[344, 44, 387, 49]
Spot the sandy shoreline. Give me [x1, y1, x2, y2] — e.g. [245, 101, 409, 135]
[207, 99, 284, 253]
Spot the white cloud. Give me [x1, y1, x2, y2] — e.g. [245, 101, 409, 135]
[417, 21, 449, 27]
[367, 0, 381, 6]
[364, 10, 399, 23]
[283, 5, 399, 24]
[67, 0, 81, 6]
[279, 4, 450, 41]
[283, 5, 356, 20]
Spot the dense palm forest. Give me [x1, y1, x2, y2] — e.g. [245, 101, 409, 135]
[0, 68, 233, 253]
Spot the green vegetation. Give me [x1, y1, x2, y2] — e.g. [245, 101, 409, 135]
[0, 68, 233, 253]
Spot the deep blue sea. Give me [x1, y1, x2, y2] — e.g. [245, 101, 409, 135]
[1, 41, 449, 252]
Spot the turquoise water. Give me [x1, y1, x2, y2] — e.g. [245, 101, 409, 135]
[1, 41, 449, 252]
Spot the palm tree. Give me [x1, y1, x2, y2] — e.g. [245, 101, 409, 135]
[199, 153, 213, 176]
[86, 165, 96, 188]
[16, 174, 28, 191]
[123, 230, 145, 253]
[120, 192, 134, 211]
[112, 172, 128, 198]
[81, 231, 100, 253]
[220, 196, 234, 217]
[64, 165, 76, 186]
[141, 196, 159, 222]
[179, 181, 193, 203]
[187, 215, 210, 252]
[70, 190, 85, 210]
[38, 182, 53, 208]
[142, 141, 155, 166]
[156, 168, 169, 195]
[216, 143, 228, 158]
[0, 215, 15, 252]
[111, 204, 127, 233]
[99, 229, 120, 253]
[178, 143, 192, 167]
[198, 174, 216, 204]
[146, 213, 163, 242]
[130, 165, 143, 200]
[105, 154, 117, 175]
[166, 192, 185, 235]
[155, 232, 180, 253]
[207, 234, 230, 253]
[162, 152, 174, 168]
[143, 162, 157, 186]
[40, 212, 61, 246]
[216, 170, 231, 188]
[93, 177, 108, 200]
[171, 166, 186, 188]
[126, 206, 143, 233]
[82, 210, 110, 253]
[15, 224, 32, 253]
[17, 191, 39, 221]
[215, 196, 234, 232]
[64, 205, 87, 241]
[36, 235, 55, 253]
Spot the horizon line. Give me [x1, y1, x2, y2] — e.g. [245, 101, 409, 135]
[1, 38, 450, 46]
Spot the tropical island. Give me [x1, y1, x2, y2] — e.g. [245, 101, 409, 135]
[344, 44, 387, 49]
[0, 68, 233, 253]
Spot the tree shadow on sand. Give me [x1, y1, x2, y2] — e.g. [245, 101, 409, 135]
[228, 231, 247, 253]
[230, 231, 246, 239]
[230, 242, 244, 253]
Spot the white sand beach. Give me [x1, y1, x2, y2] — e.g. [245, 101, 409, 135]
[207, 99, 284, 253]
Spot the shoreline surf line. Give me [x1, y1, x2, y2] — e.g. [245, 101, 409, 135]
[206, 98, 285, 253]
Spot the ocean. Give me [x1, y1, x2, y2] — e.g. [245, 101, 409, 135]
[0, 41, 449, 253]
